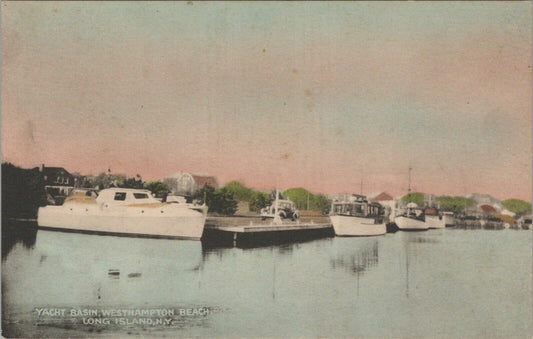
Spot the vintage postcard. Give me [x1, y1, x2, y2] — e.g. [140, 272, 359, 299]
[1, 1, 531, 338]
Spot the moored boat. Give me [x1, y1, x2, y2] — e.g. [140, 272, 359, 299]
[394, 203, 428, 231]
[37, 188, 207, 240]
[424, 207, 445, 229]
[442, 211, 456, 227]
[329, 195, 386, 236]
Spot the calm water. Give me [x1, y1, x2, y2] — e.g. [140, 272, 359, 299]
[2, 223, 531, 338]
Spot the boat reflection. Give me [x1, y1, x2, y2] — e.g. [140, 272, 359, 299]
[329, 238, 379, 276]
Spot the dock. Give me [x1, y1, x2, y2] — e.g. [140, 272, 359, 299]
[202, 216, 334, 248]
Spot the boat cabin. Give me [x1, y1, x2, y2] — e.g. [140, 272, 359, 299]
[96, 188, 160, 206]
[330, 199, 382, 218]
[400, 202, 425, 221]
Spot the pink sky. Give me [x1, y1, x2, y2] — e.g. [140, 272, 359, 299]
[2, 2, 531, 200]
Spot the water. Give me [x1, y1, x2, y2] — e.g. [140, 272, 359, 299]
[2, 222, 531, 338]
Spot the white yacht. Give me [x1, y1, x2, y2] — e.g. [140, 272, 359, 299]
[424, 207, 445, 229]
[394, 203, 428, 231]
[329, 195, 386, 236]
[37, 188, 207, 240]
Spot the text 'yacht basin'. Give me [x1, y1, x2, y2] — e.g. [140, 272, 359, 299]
[37, 188, 207, 240]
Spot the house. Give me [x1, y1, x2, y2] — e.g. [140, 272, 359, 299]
[41, 164, 74, 204]
[370, 192, 393, 203]
[162, 171, 219, 195]
[370, 191, 398, 221]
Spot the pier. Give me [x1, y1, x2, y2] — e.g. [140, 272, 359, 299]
[202, 216, 334, 248]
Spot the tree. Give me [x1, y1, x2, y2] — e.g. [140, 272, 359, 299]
[502, 199, 532, 216]
[311, 194, 330, 214]
[223, 181, 253, 201]
[2, 163, 47, 219]
[249, 191, 269, 212]
[213, 187, 238, 215]
[435, 196, 476, 214]
[193, 185, 237, 215]
[283, 188, 311, 210]
[122, 174, 143, 189]
[401, 192, 424, 206]
[144, 181, 169, 198]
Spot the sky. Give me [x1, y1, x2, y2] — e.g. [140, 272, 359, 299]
[2, 2, 531, 201]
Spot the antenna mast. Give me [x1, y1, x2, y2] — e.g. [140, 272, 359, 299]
[408, 166, 412, 193]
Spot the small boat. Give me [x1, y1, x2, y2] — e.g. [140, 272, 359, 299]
[424, 207, 445, 229]
[518, 215, 532, 230]
[442, 211, 456, 227]
[329, 195, 386, 236]
[394, 167, 428, 231]
[37, 188, 207, 240]
[394, 203, 428, 231]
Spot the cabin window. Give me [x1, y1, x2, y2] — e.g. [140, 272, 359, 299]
[344, 204, 353, 215]
[133, 193, 149, 199]
[114, 192, 127, 201]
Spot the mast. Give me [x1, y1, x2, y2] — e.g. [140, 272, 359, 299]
[407, 166, 412, 194]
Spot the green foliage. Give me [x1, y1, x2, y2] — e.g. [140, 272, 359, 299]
[312, 194, 330, 214]
[502, 199, 532, 216]
[121, 174, 143, 189]
[249, 191, 269, 212]
[222, 181, 273, 212]
[2, 163, 47, 219]
[213, 187, 238, 215]
[193, 185, 238, 215]
[283, 188, 328, 212]
[400, 192, 424, 207]
[283, 188, 310, 210]
[223, 181, 254, 201]
[435, 196, 476, 214]
[144, 180, 169, 198]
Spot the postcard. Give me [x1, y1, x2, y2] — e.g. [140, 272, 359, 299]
[2, 2, 531, 338]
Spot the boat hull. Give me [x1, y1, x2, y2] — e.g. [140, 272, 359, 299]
[394, 216, 428, 231]
[330, 215, 386, 236]
[442, 214, 456, 227]
[425, 215, 445, 229]
[37, 204, 206, 240]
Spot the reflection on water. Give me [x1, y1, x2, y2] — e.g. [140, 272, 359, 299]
[2, 220, 38, 259]
[2, 221, 531, 338]
[329, 239, 379, 276]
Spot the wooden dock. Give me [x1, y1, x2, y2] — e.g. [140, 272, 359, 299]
[202, 217, 334, 248]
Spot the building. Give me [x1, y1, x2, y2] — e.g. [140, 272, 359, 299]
[162, 171, 219, 195]
[370, 192, 398, 222]
[41, 165, 74, 204]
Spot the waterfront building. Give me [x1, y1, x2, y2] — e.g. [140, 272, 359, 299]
[41, 164, 74, 204]
[162, 171, 218, 195]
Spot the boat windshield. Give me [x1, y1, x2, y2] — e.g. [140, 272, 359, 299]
[332, 203, 380, 216]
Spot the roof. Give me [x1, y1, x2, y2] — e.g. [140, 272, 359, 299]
[42, 166, 71, 176]
[371, 192, 393, 202]
[480, 204, 497, 213]
[192, 175, 218, 187]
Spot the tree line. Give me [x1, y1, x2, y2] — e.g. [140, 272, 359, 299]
[3, 162, 530, 219]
